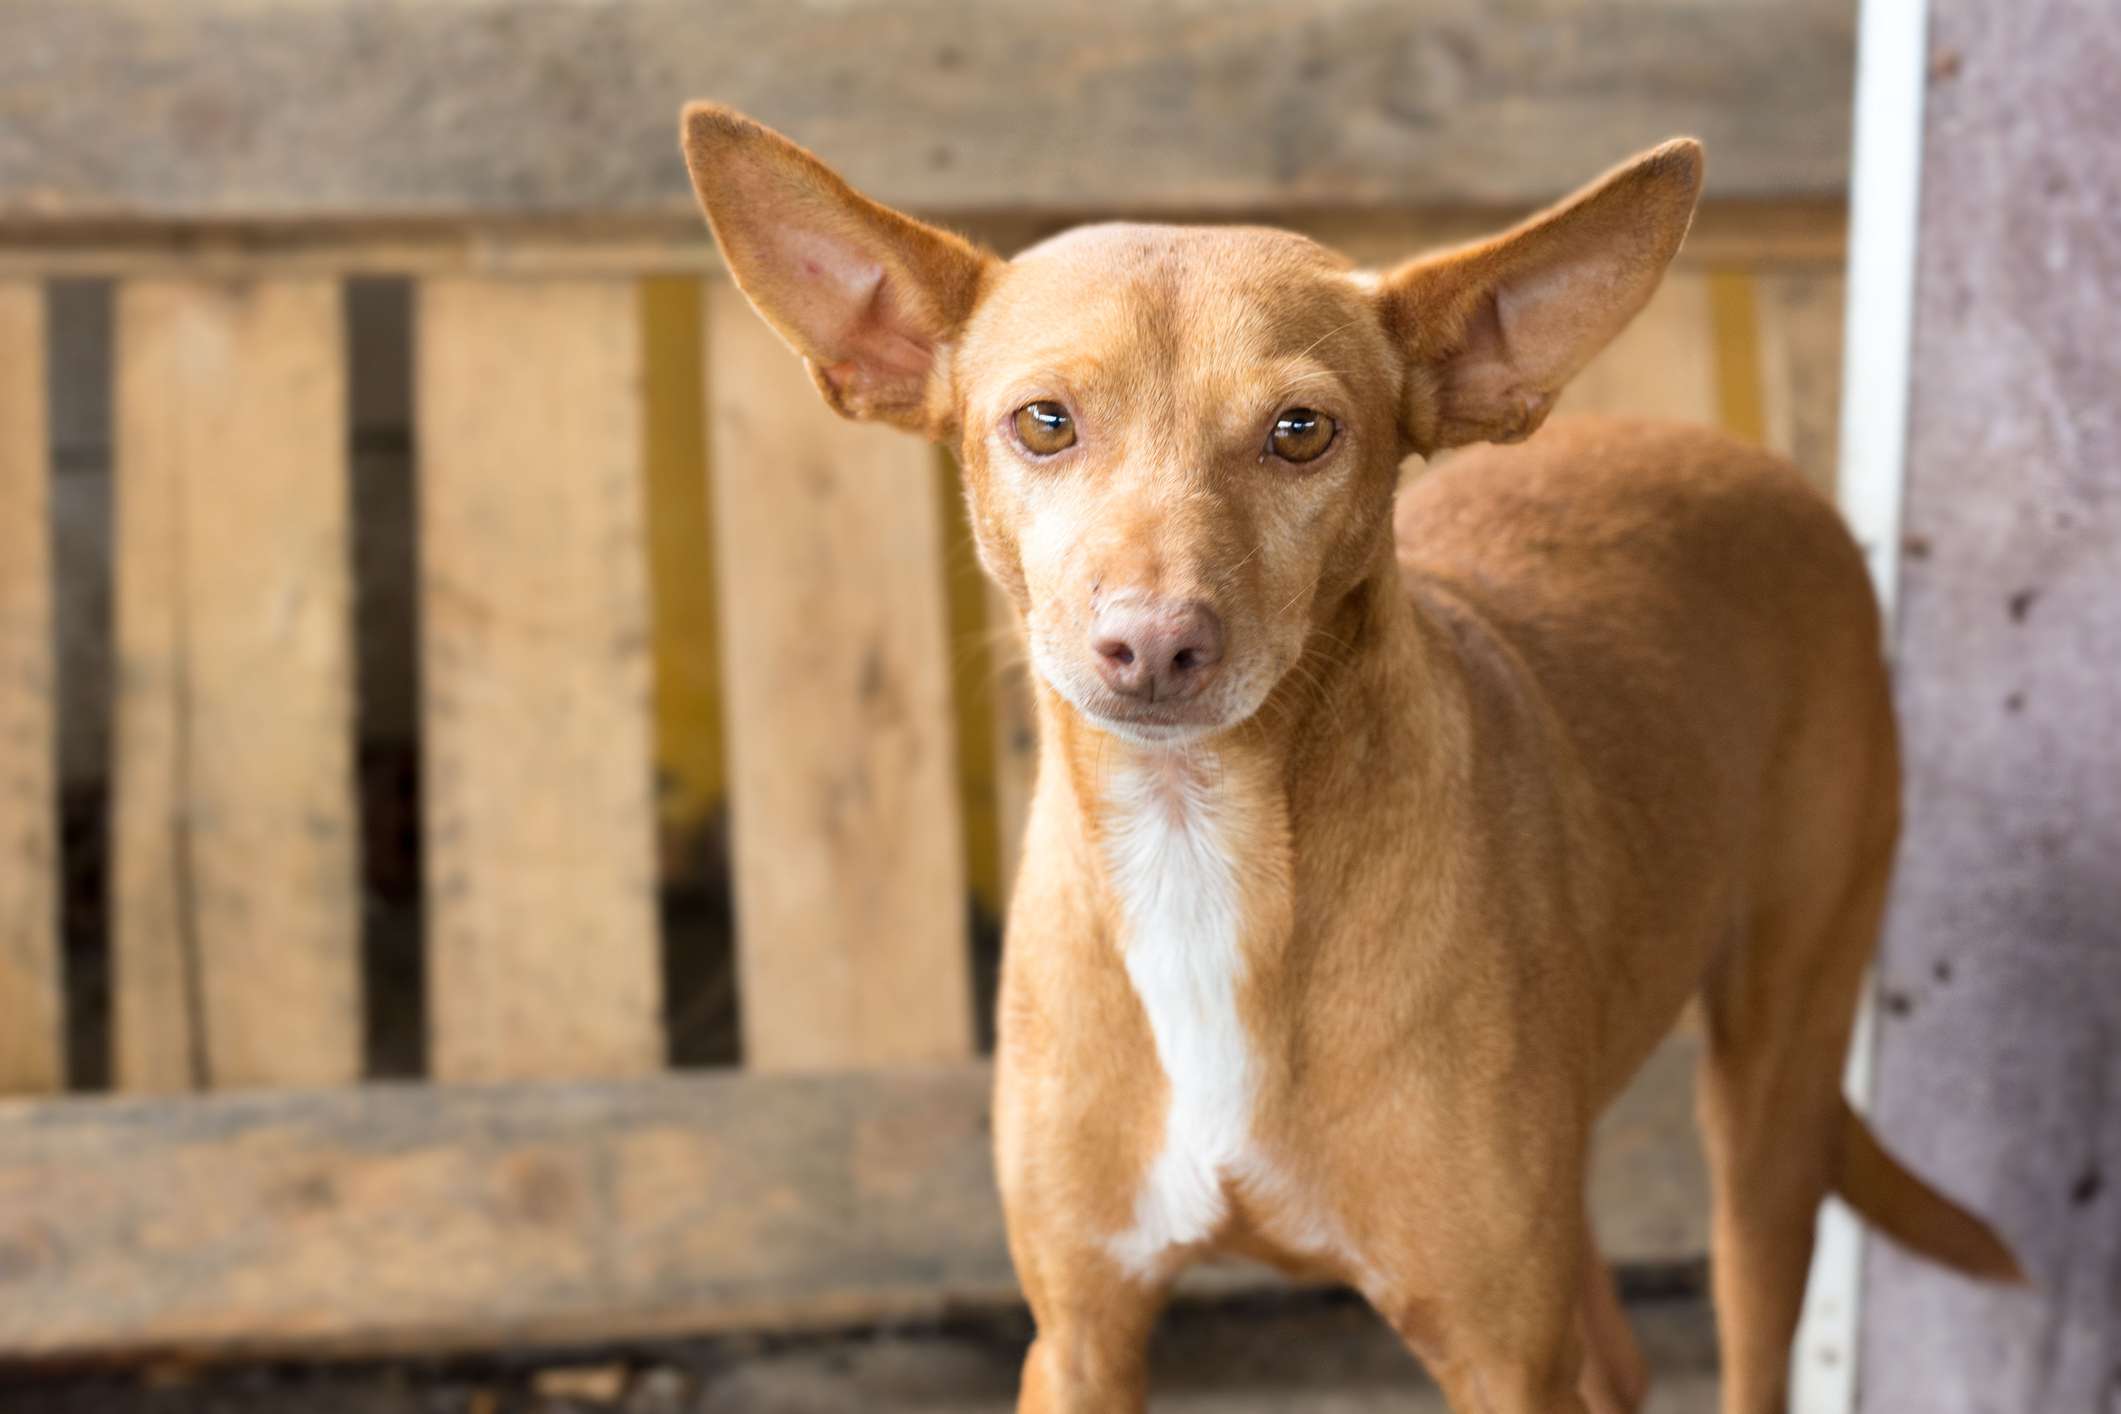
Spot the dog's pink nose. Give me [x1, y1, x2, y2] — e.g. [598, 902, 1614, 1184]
[1091, 597, 1225, 703]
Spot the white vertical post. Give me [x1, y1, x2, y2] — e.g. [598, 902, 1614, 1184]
[1832, 0, 1931, 626]
[1792, 0, 1931, 1409]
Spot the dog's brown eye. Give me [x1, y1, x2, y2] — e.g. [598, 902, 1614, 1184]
[1013, 401, 1076, 455]
[1269, 408, 1336, 464]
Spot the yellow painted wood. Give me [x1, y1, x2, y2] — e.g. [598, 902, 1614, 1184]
[1709, 270, 1770, 447]
[640, 277, 724, 874]
[0, 281, 63, 1094]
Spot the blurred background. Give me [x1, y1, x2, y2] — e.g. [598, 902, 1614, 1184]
[0, 1, 2112, 1411]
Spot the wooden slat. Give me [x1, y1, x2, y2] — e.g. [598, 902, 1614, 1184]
[0, 2, 1853, 221]
[0, 203, 1849, 282]
[0, 1033, 1705, 1361]
[705, 282, 973, 1071]
[111, 278, 361, 1091]
[1753, 270, 1847, 495]
[109, 286, 194, 1092]
[417, 278, 663, 1082]
[0, 282, 62, 1094]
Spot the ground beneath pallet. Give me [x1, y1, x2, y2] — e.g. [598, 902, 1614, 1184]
[8, 1291, 1720, 1413]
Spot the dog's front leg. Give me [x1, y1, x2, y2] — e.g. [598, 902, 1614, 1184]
[994, 1033, 1173, 1411]
[1007, 1230, 1168, 1414]
[1392, 1277, 1598, 1414]
[1366, 1185, 1607, 1413]
[1573, 1214, 1649, 1414]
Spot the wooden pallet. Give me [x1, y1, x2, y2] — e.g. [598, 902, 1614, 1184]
[0, 0, 1852, 1359]
[0, 240, 1840, 1363]
[0, 1037, 1705, 1361]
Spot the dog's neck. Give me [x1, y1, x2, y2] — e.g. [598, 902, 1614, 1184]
[1037, 550, 1453, 936]
[1028, 552, 1450, 1269]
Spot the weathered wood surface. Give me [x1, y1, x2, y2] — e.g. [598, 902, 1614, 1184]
[1753, 270, 1846, 494]
[0, 1, 1852, 222]
[0, 1033, 1705, 1360]
[110, 279, 361, 1091]
[0, 282, 61, 1094]
[1546, 265, 1844, 490]
[0, 204, 1849, 280]
[108, 287, 194, 1092]
[706, 283, 974, 1071]
[417, 279, 664, 1082]
[1860, 3, 2121, 1408]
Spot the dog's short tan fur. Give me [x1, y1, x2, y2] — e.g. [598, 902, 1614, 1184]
[681, 105, 2022, 1413]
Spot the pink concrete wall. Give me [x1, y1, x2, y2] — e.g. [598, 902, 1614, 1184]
[1861, 2, 2121, 1406]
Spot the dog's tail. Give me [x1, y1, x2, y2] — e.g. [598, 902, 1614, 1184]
[1832, 1099, 2026, 1284]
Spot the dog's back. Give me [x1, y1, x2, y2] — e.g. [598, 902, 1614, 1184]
[1397, 416, 1894, 1086]
[1398, 417, 2020, 1396]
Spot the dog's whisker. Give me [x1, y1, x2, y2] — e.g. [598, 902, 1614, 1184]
[1276, 571, 1324, 620]
[1290, 317, 1363, 365]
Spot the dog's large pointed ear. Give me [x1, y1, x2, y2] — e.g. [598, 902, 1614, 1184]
[680, 104, 998, 437]
[1379, 139, 1703, 453]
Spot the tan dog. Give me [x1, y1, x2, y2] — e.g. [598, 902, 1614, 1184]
[679, 106, 2022, 1413]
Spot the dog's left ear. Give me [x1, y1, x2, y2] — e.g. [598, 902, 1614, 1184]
[1379, 139, 1703, 453]
[680, 103, 998, 437]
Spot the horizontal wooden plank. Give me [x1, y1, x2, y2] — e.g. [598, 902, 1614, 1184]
[0, 1034, 1704, 1360]
[0, 201, 1849, 280]
[0, 2, 1850, 222]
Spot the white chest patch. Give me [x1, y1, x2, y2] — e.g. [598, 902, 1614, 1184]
[1100, 757, 1257, 1277]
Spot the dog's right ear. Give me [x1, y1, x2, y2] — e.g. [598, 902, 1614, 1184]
[1378, 139, 1703, 454]
[680, 104, 997, 438]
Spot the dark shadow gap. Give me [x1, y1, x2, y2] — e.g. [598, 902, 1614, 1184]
[346, 278, 425, 1081]
[661, 818, 741, 1070]
[639, 277, 741, 1071]
[47, 278, 112, 1093]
